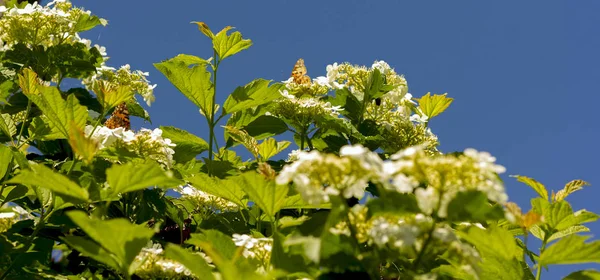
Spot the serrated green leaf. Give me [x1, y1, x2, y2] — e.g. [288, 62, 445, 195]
[106, 161, 182, 198]
[126, 98, 152, 122]
[555, 209, 599, 232]
[459, 225, 521, 261]
[257, 138, 290, 161]
[546, 200, 574, 229]
[160, 126, 208, 163]
[61, 236, 121, 272]
[223, 79, 282, 115]
[7, 162, 89, 203]
[65, 210, 155, 275]
[0, 145, 13, 181]
[186, 172, 247, 208]
[238, 172, 288, 220]
[0, 113, 16, 138]
[28, 116, 63, 140]
[24, 85, 88, 139]
[67, 122, 98, 165]
[187, 230, 238, 261]
[539, 234, 600, 266]
[92, 80, 134, 112]
[243, 115, 288, 140]
[417, 92, 453, 119]
[154, 55, 214, 117]
[73, 13, 106, 32]
[164, 244, 216, 280]
[1, 185, 28, 205]
[554, 179, 590, 202]
[281, 194, 331, 209]
[563, 270, 600, 280]
[0, 80, 16, 103]
[213, 27, 252, 61]
[548, 225, 590, 242]
[513, 175, 548, 201]
[446, 190, 505, 223]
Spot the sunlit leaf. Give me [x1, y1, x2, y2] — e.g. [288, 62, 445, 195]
[164, 244, 216, 280]
[554, 179, 590, 202]
[563, 270, 600, 280]
[243, 115, 288, 140]
[186, 172, 247, 208]
[416, 92, 453, 119]
[67, 122, 98, 165]
[106, 161, 182, 198]
[0, 113, 17, 138]
[539, 234, 600, 266]
[92, 80, 134, 112]
[212, 26, 252, 61]
[192, 21, 215, 40]
[223, 79, 282, 115]
[154, 55, 214, 117]
[548, 225, 590, 242]
[258, 138, 290, 161]
[160, 126, 209, 163]
[0, 145, 14, 181]
[65, 211, 155, 275]
[446, 190, 505, 223]
[281, 194, 331, 209]
[512, 175, 548, 201]
[238, 172, 288, 220]
[73, 12, 106, 32]
[7, 162, 89, 203]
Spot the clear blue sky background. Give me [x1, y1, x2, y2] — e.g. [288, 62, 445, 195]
[70, 1, 600, 279]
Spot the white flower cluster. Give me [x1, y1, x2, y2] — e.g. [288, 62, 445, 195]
[277, 144, 508, 216]
[232, 234, 273, 268]
[83, 64, 157, 107]
[0, 1, 107, 51]
[85, 125, 176, 167]
[277, 145, 384, 204]
[176, 185, 240, 213]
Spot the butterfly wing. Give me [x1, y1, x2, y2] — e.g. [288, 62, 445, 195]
[290, 58, 311, 85]
[104, 102, 131, 130]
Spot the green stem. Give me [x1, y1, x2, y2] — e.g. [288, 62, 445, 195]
[412, 223, 436, 271]
[207, 51, 220, 176]
[16, 99, 32, 148]
[535, 238, 548, 280]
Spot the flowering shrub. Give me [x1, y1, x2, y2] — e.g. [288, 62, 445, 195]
[0, 1, 598, 280]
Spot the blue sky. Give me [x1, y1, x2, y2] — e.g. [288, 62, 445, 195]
[71, 1, 600, 278]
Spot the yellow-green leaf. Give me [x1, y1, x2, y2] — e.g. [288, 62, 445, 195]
[0, 113, 16, 138]
[106, 161, 182, 198]
[212, 26, 252, 61]
[238, 172, 288, 221]
[68, 122, 98, 165]
[554, 179, 590, 202]
[512, 175, 549, 201]
[258, 138, 290, 161]
[7, 162, 89, 203]
[539, 234, 600, 266]
[186, 172, 247, 208]
[416, 92, 453, 119]
[191, 21, 215, 39]
[92, 80, 134, 112]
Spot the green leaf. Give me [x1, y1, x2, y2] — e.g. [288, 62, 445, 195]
[223, 79, 282, 115]
[554, 179, 590, 202]
[459, 225, 521, 261]
[154, 55, 214, 117]
[446, 190, 505, 223]
[212, 27, 253, 61]
[1, 185, 28, 205]
[160, 126, 209, 163]
[243, 115, 288, 140]
[7, 162, 89, 203]
[106, 161, 182, 197]
[24, 85, 88, 139]
[0, 80, 16, 103]
[186, 172, 247, 208]
[416, 92, 453, 119]
[258, 138, 290, 161]
[546, 200, 574, 229]
[270, 232, 308, 274]
[0, 113, 16, 138]
[67, 122, 98, 165]
[126, 98, 152, 122]
[187, 230, 237, 261]
[547, 225, 590, 242]
[238, 172, 288, 220]
[366, 191, 420, 216]
[281, 194, 331, 209]
[555, 209, 599, 232]
[539, 234, 600, 266]
[513, 175, 548, 201]
[73, 13, 106, 32]
[92, 80, 134, 112]
[563, 270, 600, 280]
[164, 244, 216, 280]
[65, 210, 155, 275]
[61, 235, 121, 272]
[0, 145, 14, 181]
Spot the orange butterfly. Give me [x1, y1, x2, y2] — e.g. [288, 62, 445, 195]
[104, 102, 131, 130]
[290, 58, 311, 85]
